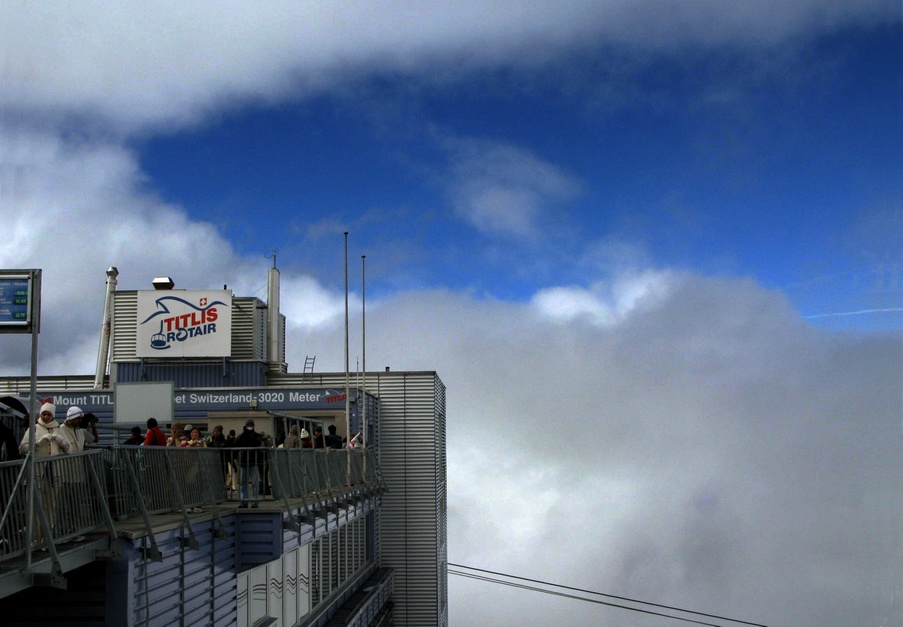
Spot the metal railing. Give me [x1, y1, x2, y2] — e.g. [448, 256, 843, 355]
[108, 446, 230, 518]
[0, 446, 386, 571]
[268, 447, 387, 523]
[0, 450, 118, 563]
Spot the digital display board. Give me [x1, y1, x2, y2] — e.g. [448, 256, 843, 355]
[0, 270, 39, 333]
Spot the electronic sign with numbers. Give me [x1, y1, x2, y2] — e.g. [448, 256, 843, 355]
[0, 270, 41, 333]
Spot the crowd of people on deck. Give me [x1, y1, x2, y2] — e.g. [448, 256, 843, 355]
[131, 417, 363, 508]
[4, 404, 365, 511]
[0, 401, 368, 547]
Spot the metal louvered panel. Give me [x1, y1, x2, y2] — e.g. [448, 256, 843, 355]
[110, 291, 138, 362]
[114, 361, 267, 387]
[0, 374, 96, 394]
[371, 371, 447, 627]
[127, 517, 238, 626]
[231, 297, 267, 361]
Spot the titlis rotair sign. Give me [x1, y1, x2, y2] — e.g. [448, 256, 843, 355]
[136, 290, 232, 358]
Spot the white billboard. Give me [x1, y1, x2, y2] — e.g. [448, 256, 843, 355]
[136, 290, 232, 357]
[115, 381, 174, 424]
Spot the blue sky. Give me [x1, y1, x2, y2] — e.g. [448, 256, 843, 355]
[1, 3, 901, 625]
[130, 19, 901, 330]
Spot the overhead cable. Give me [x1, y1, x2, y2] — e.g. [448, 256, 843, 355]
[448, 563, 768, 627]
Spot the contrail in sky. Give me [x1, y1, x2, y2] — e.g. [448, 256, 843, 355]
[804, 307, 903, 319]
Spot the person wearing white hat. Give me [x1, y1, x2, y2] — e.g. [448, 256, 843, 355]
[18, 401, 68, 546]
[59, 407, 89, 540]
[19, 402, 69, 457]
[59, 406, 87, 454]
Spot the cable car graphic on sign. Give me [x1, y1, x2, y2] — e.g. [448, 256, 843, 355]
[140, 295, 228, 351]
[150, 331, 167, 349]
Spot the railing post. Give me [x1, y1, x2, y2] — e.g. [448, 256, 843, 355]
[85, 451, 123, 559]
[120, 448, 162, 561]
[163, 449, 198, 550]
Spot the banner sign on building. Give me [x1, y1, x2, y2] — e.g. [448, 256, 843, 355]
[31, 387, 356, 415]
[137, 290, 232, 357]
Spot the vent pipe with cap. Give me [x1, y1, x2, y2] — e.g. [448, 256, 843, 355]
[94, 266, 118, 389]
[267, 254, 283, 365]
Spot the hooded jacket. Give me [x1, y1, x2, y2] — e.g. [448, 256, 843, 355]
[59, 421, 86, 454]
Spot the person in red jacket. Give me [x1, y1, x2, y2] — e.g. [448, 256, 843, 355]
[143, 417, 167, 446]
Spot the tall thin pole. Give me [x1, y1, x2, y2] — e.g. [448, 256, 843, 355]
[26, 270, 41, 567]
[361, 254, 367, 447]
[344, 232, 350, 445]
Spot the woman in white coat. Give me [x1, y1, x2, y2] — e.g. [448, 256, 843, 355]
[19, 402, 69, 458]
[18, 402, 69, 545]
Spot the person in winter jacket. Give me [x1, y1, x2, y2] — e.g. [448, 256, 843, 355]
[59, 407, 89, 538]
[285, 425, 301, 449]
[18, 402, 68, 545]
[19, 402, 69, 458]
[235, 419, 265, 508]
[59, 406, 86, 454]
[143, 417, 167, 446]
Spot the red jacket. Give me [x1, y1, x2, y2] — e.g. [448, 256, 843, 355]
[144, 426, 167, 446]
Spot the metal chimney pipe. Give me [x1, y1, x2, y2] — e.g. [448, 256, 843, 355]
[361, 254, 367, 447]
[267, 259, 282, 365]
[94, 266, 118, 389]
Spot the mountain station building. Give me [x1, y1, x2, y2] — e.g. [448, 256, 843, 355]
[0, 266, 448, 627]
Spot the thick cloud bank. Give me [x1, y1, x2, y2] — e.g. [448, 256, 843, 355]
[284, 276, 902, 626]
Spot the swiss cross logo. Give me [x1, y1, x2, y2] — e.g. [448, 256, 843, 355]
[200, 297, 208, 306]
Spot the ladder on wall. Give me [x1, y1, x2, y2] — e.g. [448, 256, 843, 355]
[303, 355, 316, 381]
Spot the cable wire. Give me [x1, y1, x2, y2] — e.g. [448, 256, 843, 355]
[448, 563, 769, 627]
[449, 569, 721, 626]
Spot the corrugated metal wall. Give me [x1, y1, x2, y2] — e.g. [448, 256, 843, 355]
[374, 372, 448, 627]
[270, 370, 448, 626]
[114, 361, 268, 387]
[126, 517, 238, 627]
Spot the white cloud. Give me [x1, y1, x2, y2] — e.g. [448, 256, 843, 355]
[531, 270, 674, 325]
[352, 279, 898, 627]
[0, 129, 301, 373]
[280, 275, 348, 329]
[1, 2, 890, 133]
[257, 273, 903, 627]
[443, 139, 580, 240]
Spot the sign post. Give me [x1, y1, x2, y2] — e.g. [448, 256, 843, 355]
[0, 269, 41, 566]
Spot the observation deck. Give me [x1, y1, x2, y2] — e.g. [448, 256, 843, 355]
[0, 446, 386, 602]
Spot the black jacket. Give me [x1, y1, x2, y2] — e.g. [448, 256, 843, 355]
[235, 428, 264, 466]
